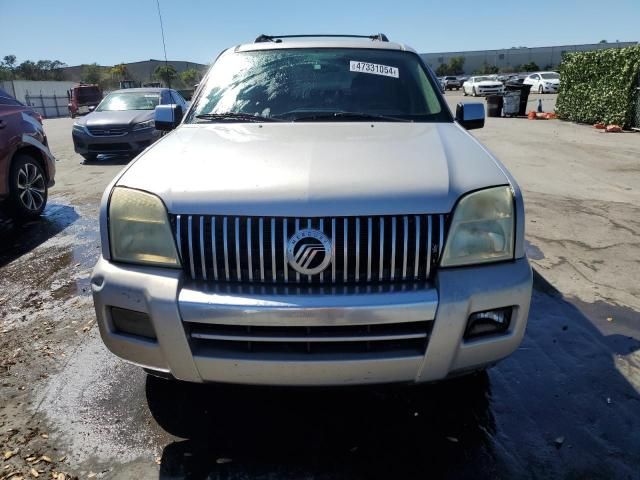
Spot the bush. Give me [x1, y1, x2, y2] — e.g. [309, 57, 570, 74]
[556, 46, 640, 127]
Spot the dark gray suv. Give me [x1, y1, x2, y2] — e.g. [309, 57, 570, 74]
[72, 88, 187, 162]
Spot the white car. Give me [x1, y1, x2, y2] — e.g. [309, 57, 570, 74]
[523, 72, 560, 94]
[462, 76, 504, 97]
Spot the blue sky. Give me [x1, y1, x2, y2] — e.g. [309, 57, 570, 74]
[1, 0, 638, 66]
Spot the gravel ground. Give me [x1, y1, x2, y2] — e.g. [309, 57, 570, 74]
[1, 97, 639, 479]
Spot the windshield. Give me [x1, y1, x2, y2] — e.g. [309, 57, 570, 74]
[541, 73, 560, 80]
[76, 87, 101, 103]
[188, 48, 448, 122]
[474, 76, 492, 82]
[96, 92, 160, 111]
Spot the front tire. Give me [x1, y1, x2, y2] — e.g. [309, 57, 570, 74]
[538, 85, 544, 94]
[7, 154, 48, 220]
[472, 87, 477, 97]
[81, 153, 97, 163]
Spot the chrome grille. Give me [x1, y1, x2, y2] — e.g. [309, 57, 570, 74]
[171, 214, 446, 285]
[86, 125, 128, 136]
[186, 319, 433, 357]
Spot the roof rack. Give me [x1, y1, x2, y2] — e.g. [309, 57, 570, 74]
[254, 33, 389, 44]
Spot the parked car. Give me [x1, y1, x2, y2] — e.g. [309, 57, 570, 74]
[443, 76, 461, 90]
[72, 88, 187, 162]
[523, 72, 560, 94]
[92, 34, 532, 387]
[462, 76, 504, 96]
[0, 89, 55, 219]
[68, 84, 102, 118]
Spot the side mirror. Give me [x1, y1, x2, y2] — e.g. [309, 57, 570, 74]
[456, 102, 485, 130]
[154, 104, 183, 131]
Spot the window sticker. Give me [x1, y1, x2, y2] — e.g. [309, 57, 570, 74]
[349, 61, 399, 78]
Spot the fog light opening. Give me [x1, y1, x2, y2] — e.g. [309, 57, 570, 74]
[110, 307, 157, 340]
[464, 307, 513, 340]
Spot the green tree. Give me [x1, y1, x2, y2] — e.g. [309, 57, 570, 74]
[435, 56, 466, 76]
[82, 63, 102, 85]
[474, 62, 499, 75]
[180, 68, 201, 86]
[448, 56, 465, 75]
[110, 63, 129, 80]
[154, 64, 178, 86]
[520, 61, 540, 72]
[599, 39, 608, 43]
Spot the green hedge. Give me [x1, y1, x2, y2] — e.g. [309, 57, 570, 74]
[556, 46, 640, 127]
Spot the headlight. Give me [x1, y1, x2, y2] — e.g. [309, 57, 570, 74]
[72, 123, 86, 133]
[441, 186, 514, 267]
[108, 187, 180, 267]
[133, 119, 155, 130]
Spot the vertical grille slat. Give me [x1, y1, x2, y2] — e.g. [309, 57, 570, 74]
[283, 218, 288, 283]
[367, 217, 373, 281]
[402, 216, 408, 280]
[390, 217, 397, 281]
[211, 217, 218, 281]
[173, 213, 446, 285]
[247, 218, 253, 282]
[414, 215, 420, 279]
[223, 217, 230, 281]
[343, 218, 348, 283]
[319, 219, 325, 283]
[259, 218, 265, 282]
[379, 217, 385, 281]
[426, 215, 432, 279]
[200, 216, 207, 281]
[187, 215, 195, 279]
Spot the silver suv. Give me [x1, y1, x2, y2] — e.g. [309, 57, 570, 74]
[91, 34, 532, 386]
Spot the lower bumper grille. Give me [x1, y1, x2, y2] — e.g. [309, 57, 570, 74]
[187, 320, 432, 357]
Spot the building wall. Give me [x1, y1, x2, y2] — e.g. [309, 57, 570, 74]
[421, 42, 638, 74]
[0, 80, 76, 104]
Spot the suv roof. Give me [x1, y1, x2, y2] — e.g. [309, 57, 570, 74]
[235, 34, 415, 54]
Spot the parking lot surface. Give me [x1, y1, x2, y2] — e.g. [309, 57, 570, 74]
[1, 95, 639, 479]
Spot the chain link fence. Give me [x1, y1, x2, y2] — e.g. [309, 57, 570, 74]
[24, 92, 68, 119]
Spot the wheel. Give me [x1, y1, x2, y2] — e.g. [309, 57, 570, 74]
[81, 154, 97, 163]
[456, 87, 460, 91]
[463, 87, 468, 96]
[7, 154, 48, 220]
[538, 85, 544, 94]
[472, 87, 477, 97]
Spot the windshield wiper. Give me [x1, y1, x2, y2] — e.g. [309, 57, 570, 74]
[194, 112, 284, 122]
[285, 111, 413, 123]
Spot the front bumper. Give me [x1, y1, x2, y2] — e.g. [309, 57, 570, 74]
[73, 128, 161, 155]
[91, 257, 532, 386]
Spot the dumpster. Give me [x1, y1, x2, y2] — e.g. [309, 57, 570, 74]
[486, 95, 503, 117]
[503, 91, 520, 116]
[505, 83, 532, 116]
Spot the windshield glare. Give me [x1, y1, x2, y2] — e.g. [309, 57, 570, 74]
[188, 48, 447, 122]
[541, 73, 560, 80]
[475, 76, 492, 82]
[96, 92, 160, 111]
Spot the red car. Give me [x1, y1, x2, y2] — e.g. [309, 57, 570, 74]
[0, 89, 56, 219]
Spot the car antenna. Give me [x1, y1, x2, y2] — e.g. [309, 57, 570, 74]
[155, 0, 173, 124]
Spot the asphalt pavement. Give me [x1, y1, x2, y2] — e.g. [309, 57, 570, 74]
[1, 95, 639, 480]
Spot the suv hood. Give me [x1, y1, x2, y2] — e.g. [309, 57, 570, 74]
[117, 123, 509, 216]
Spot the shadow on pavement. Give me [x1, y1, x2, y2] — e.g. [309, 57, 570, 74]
[0, 203, 79, 268]
[148, 373, 500, 479]
[145, 270, 640, 479]
[81, 154, 133, 166]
